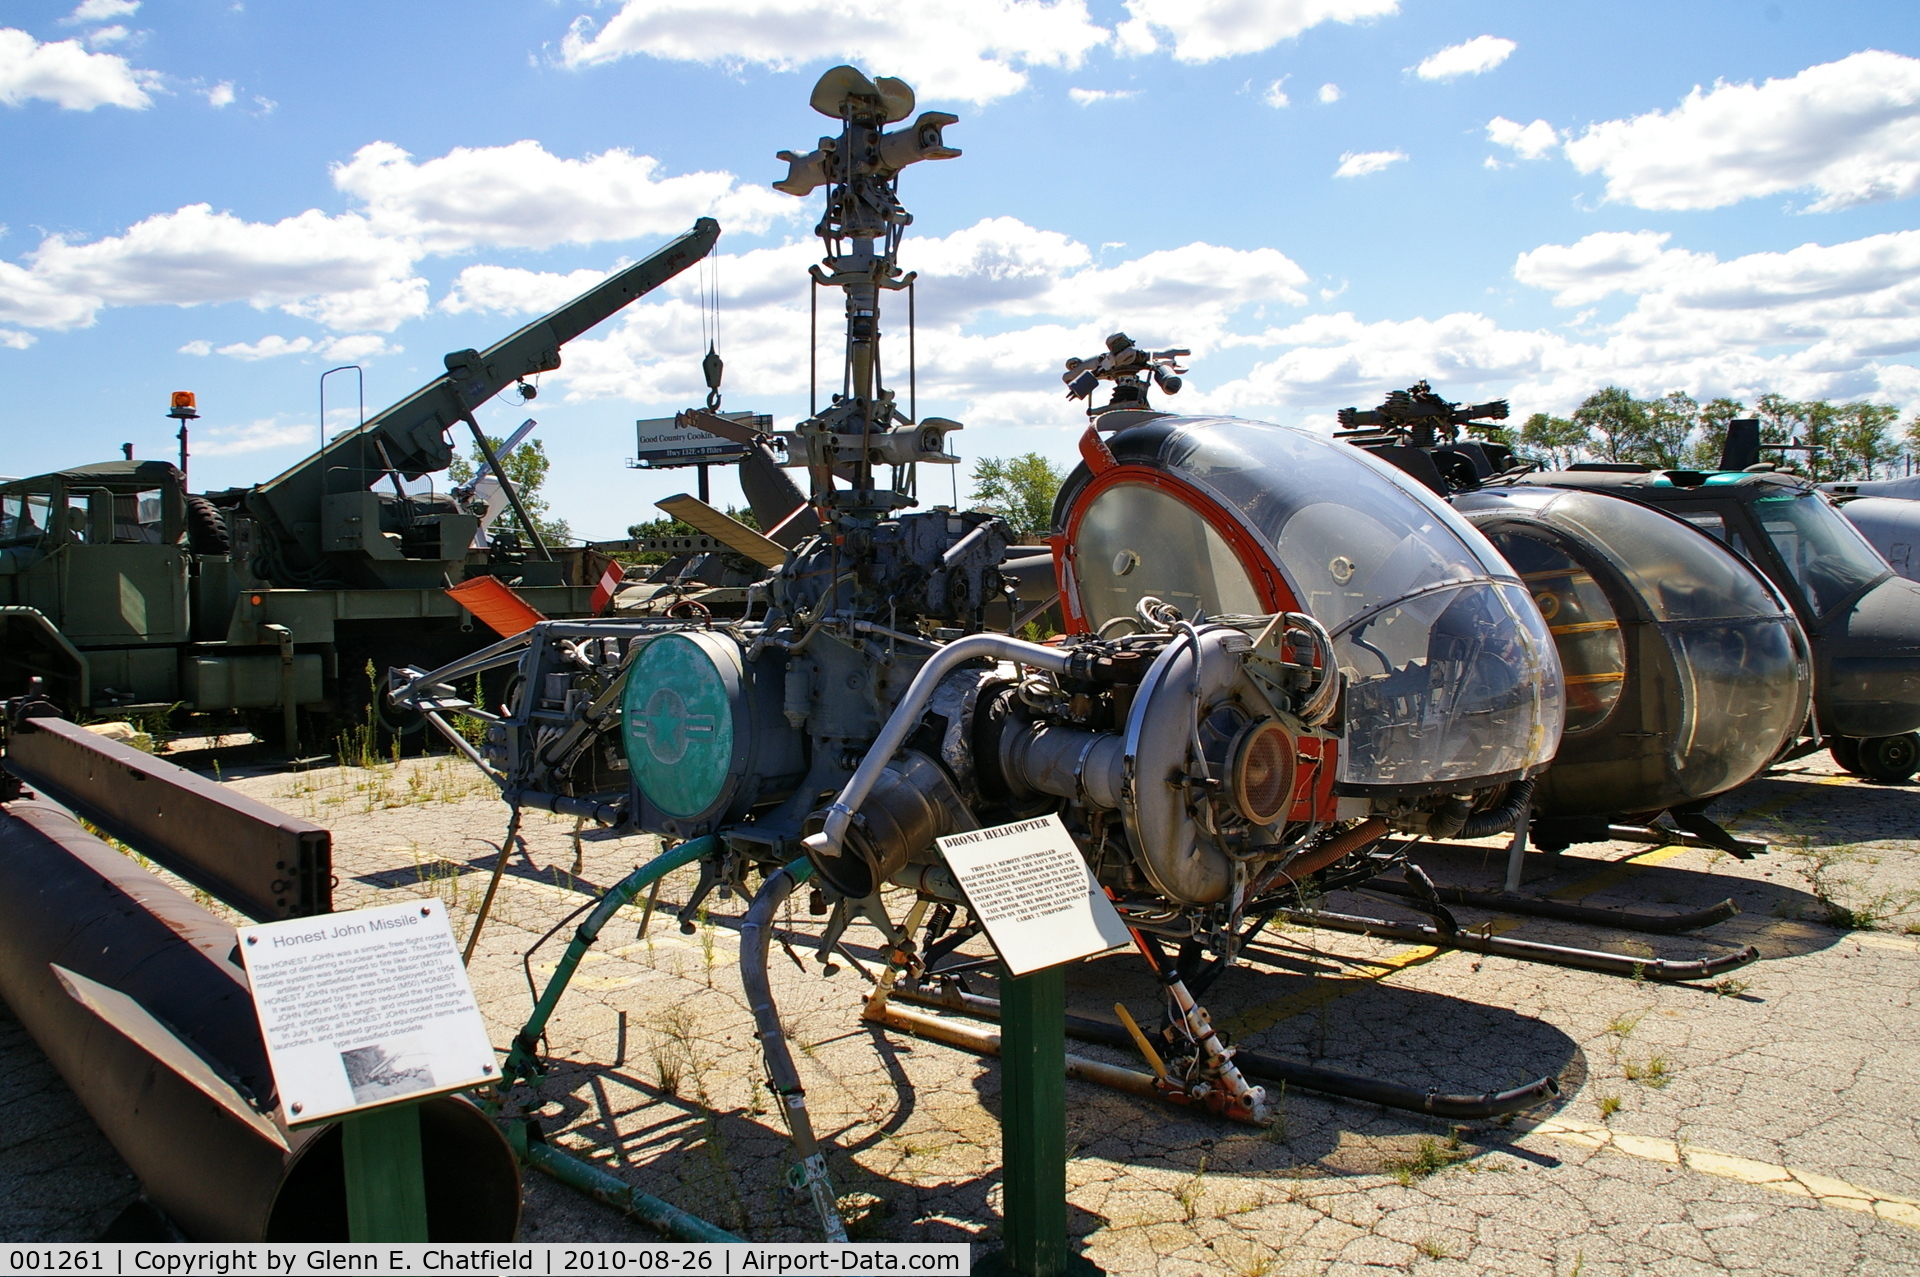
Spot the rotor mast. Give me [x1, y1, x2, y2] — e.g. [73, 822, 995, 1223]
[775, 67, 963, 516]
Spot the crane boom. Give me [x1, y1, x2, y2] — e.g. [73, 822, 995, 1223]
[244, 218, 720, 572]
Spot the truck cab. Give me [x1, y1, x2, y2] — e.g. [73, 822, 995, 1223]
[0, 461, 197, 710]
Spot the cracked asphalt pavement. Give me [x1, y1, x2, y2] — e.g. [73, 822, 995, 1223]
[2, 743, 1917, 1274]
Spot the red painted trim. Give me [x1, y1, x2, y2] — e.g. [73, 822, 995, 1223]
[1077, 426, 1117, 475]
[1058, 464, 1299, 633]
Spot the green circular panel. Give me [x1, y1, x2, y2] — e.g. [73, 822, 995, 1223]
[622, 634, 736, 819]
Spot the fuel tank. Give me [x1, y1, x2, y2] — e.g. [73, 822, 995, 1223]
[1454, 486, 1810, 818]
[1053, 415, 1564, 796]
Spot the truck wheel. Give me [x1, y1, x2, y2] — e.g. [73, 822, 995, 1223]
[1857, 733, 1919, 783]
[1829, 737, 1862, 773]
[185, 495, 230, 555]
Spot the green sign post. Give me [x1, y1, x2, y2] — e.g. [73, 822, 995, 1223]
[342, 1104, 430, 1241]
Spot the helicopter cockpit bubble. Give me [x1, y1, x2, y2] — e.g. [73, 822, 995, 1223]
[1055, 415, 1565, 797]
[1454, 485, 1811, 823]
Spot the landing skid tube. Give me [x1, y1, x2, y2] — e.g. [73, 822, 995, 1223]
[1279, 906, 1758, 981]
[1361, 877, 1740, 934]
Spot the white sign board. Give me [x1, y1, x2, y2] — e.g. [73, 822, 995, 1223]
[936, 814, 1133, 977]
[238, 899, 496, 1126]
[633, 412, 768, 467]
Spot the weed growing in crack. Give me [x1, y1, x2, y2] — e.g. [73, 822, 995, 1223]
[1623, 1054, 1672, 1089]
[1227, 1244, 1275, 1277]
[1385, 1131, 1469, 1185]
[1597, 1095, 1622, 1120]
[1262, 1081, 1289, 1144]
[1415, 1237, 1453, 1260]
[1175, 1153, 1209, 1223]
[1711, 977, 1751, 998]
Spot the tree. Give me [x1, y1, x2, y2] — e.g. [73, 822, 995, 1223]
[1520, 412, 1588, 468]
[1573, 387, 1651, 463]
[1753, 393, 1804, 449]
[449, 436, 571, 544]
[1834, 402, 1899, 480]
[970, 453, 1065, 540]
[1688, 397, 1747, 469]
[1643, 391, 1698, 470]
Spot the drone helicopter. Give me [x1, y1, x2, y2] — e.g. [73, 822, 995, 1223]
[387, 72, 1762, 1244]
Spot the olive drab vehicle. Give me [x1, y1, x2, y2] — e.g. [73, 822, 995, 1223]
[0, 220, 718, 746]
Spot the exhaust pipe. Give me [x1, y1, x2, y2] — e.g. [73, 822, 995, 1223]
[0, 798, 521, 1240]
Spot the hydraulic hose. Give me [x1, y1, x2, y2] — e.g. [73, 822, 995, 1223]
[802, 633, 1071, 865]
[740, 861, 848, 1243]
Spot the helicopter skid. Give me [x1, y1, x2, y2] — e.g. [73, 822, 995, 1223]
[1281, 906, 1759, 981]
[1361, 876, 1740, 934]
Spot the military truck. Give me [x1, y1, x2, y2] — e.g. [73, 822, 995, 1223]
[0, 219, 719, 747]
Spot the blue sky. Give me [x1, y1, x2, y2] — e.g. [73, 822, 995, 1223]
[4, 0, 1918, 537]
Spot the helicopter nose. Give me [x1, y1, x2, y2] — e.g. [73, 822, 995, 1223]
[1820, 574, 1920, 737]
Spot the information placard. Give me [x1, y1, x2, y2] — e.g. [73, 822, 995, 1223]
[936, 814, 1132, 977]
[238, 899, 496, 1126]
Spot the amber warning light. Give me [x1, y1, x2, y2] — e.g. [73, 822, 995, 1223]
[167, 391, 198, 420]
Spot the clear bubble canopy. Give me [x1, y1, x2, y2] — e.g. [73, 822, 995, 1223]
[1062, 416, 1565, 792]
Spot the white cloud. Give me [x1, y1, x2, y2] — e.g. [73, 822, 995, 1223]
[0, 28, 155, 110]
[1564, 50, 1920, 212]
[6, 203, 425, 332]
[63, 0, 139, 23]
[192, 417, 318, 457]
[1514, 231, 1710, 306]
[560, 0, 1109, 104]
[211, 333, 396, 361]
[441, 265, 610, 316]
[1069, 87, 1135, 106]
[1334, 149, 1406, 178]
[85, 26, 129, 48]
[1414, 35, 1514, 81]
[1118, 0, 1398, 63]
[331, 139, 789, 253]
[206, 81, 234, 108]
[1262, 79, 1288, 108]
[178, 339, 212, 355]
[0, 137, 778, 335]
[1486, 116, 1557, 162]
[0, 329, 34, 350]
[1318, 82, 1340, 103]
[552, 217, 1308, 407]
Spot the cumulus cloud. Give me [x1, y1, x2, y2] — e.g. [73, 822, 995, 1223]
[552, 216, 1307, 407]
[1262, 79, 1288, 108]
[1334, 149, 1406, 178]
[5, 203, 425, 332]
[1317, 82, 1340, 103]
[1564, 50, 1920, 212]
[1486, 116, 1557, 162]
[560, 0, 1108, 104]
[209, 333, 397, 361]
[1068, 87, 1135, 106]
[192, 417, 319, 457]
[0, 28, 155, 110]
[331, 139, 789, 253]
[85, 26, 129, 48]
[0, 137, 788, 335]
[441, 265, 610, 316]
[1117, 0, 1398, 63]
[1414, 35, 1514, 81]
[206, 81, 234, 108]
[1513, 231, 1710, 306]
[63, 0, 140, 23]
[0, 329, 34, 350]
